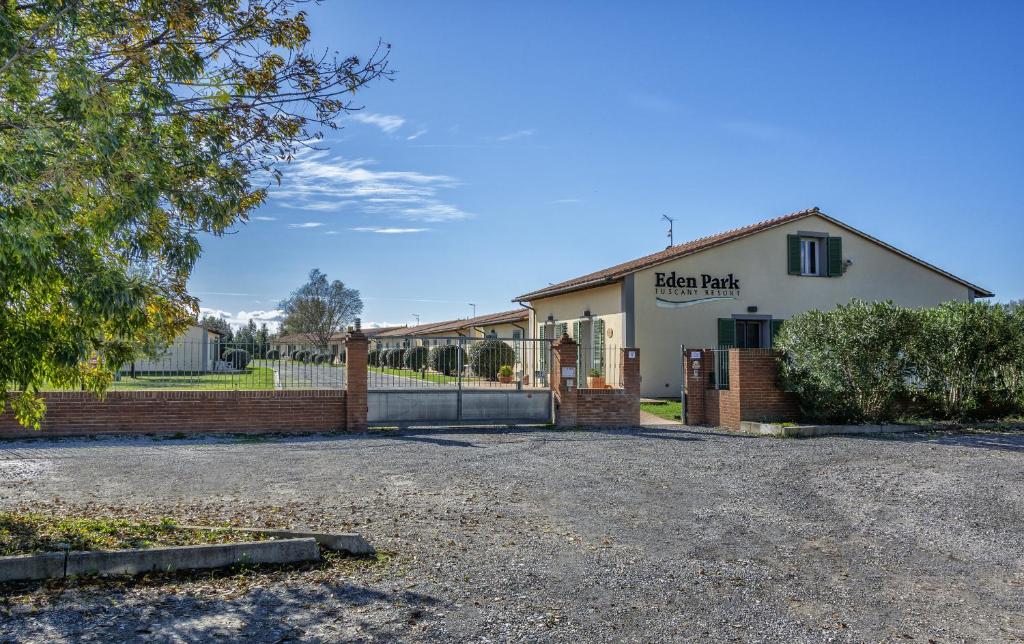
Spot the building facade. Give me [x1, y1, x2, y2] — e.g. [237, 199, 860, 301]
[514, 208, 992, 397]
[130, 324, 225, 373]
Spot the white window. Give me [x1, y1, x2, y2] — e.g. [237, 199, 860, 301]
[800, 237, 823, 276]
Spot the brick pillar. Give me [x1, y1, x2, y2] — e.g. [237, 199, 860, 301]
[552, 333, 578, 427]
[683, 349, 709, 425]
[345, 326, 368, 432]
[621, 348, 641, 426]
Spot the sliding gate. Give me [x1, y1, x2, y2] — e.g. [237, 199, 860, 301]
[367, 336, 552, 425]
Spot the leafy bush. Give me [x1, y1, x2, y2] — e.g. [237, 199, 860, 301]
[910, 301, 1018, 420]
[266, 349, 280, 360]
[429, 344, 466, 376]
[293, 349, 310, 363]
[385, 348, 406, 368]
[468, 338, 516, 381]
[403, 346, 429, 370]
[777, 299, 1024, 423]
[775, 300, 918, 423]
[222, 348, 252, 370]
[289, 349, 302, 360]
[312, 353, 330, 365]
[368, 348, 381, 367]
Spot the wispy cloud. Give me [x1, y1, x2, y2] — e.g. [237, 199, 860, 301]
[551, 197, 582, 204]
[288, 222, 324, 229]
[352, 227, 430, 234]
[199, 307, 285, 331]
[272, 149, 473, 223]
[350, 112, 405, 133]
[251, 216, 276, 221]
[324, 230, 340, 235]
[406, 129, 428, 141]
[497, 128, 536, 142]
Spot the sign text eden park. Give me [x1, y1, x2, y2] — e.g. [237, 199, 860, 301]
[655, 271, 740, 291]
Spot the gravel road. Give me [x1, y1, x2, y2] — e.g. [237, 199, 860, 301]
[1, 425, 1022, 642]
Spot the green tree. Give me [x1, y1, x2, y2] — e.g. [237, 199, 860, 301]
[279, 269, 363, 352]
[198, 314, 233, 343]
[1, 1, 390, 427]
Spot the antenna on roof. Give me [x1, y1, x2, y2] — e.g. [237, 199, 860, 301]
[662, 214, 675, 248]
[468, 303, 476, 318]
[411, 313, 420, 325]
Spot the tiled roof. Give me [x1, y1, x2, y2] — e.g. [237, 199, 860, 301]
[514, 207, 993, 300]
[372, 309, 529, 337]
[374, 320, 458, 337]
[424, 309, 529, 334]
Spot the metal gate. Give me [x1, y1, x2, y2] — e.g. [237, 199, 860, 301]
[367, 336, 553, 425]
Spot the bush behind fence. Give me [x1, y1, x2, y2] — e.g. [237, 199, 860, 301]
[775, 299, 1024, 423]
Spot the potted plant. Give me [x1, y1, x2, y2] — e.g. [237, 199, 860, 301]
[588, 368, 605, 389]
[497, 364, 514, 384]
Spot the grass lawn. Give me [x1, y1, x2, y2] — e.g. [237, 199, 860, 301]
[0, 512, 272, 556]
[109, 366, 275, 390]
[369, 365, 466, 384]
[641, 400, 682, 422]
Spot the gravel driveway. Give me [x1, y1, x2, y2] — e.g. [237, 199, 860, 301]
[1, 425, 1022, 642]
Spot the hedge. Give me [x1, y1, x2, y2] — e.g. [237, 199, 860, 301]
[266, 349, 280, 360]
[467, 338, 516, 380]
[368, 348, 381, 367]
[222, 348, 252, 370]
[385, 348, 407, 368]
[429, 344, 466, 376]
[312, 353, 330, 365]
[776, 299, 1024, 423]
[403, 346, 429, 370]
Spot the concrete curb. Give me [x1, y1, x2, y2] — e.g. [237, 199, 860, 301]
[178, 526, 375, 555]
[0, 538, 318, 583]
[741, 421, 922, 438]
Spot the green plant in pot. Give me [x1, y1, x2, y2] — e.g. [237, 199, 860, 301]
[497, 364, 514, 383]
[588, 367, 606, 389]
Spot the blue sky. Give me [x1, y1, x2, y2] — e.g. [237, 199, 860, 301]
[190, 0, 1024, 329]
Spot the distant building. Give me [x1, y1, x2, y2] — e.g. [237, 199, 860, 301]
[129, 324, 226, 373]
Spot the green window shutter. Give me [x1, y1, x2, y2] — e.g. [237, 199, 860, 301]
[572, 321, 581, 375]
[770, 319, 784, 347]
[787, 235, 801, 275]
[827, 236, 843, 277]
[538, 325, 547, 373]
[556, 322, 568, 338]
[717, 318, 736, 348]
[592, 318, 605, 375]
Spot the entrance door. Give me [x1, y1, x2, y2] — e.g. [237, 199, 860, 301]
[735, 320, 763, 349]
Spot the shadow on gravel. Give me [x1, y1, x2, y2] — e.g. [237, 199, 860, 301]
[0, 424, 757, 454]
[7, 579, 439, 642]
[388, 434, 484, 449]
[847, 429, 1024, 453]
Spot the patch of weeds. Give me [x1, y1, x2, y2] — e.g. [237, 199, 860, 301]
[0, 513, 272, 556]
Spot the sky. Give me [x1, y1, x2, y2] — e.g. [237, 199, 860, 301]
[189, 0, 1024, 330]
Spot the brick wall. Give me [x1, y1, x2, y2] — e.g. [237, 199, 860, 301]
[345, 329, 369, 432]
[0, 390, 347, 437]
[552, 336, 641, 427]
[684, 349, 798, 430]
